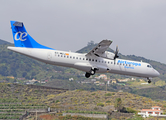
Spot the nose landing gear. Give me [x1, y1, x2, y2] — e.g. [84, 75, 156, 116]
[148, 80, 151, 83]
[147, 78, 152, 83]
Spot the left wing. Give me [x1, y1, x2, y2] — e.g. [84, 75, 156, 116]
[86, 40, 112, 57]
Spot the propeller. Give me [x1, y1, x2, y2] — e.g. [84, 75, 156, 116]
[114, 45, 119, 60]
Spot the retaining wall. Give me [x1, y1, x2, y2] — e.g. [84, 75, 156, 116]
[63, 113, 108, 119]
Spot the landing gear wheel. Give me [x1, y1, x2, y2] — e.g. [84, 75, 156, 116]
[147, 77, 152, 84]
[90, 69, 96, 75]
[85, 73, 91, 78]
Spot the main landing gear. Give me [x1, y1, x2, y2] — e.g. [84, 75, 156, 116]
[85, 68, 96, 78]
[147, 78, 151, 83]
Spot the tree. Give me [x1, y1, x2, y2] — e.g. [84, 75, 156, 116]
[114, 98, 123, 112]
[22, 72, 27, 77]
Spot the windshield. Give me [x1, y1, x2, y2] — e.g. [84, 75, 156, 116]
[147, 64, 152, 68]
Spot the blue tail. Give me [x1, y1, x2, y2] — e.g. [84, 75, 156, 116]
[10, 21, 54, 49]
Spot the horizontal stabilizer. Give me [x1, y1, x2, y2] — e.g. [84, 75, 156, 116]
[13, 21, 23, 27]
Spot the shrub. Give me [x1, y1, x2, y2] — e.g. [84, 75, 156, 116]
[105, 93, 112, 96]
[91, 93, 96, 95]
[55, 100, 60, 103]
[126, 107, 137, 113]
[106, 100, 111, 103]
[97, 103, 104, 107]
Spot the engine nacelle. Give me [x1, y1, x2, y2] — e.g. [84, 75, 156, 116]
[100, 51, 115, 60]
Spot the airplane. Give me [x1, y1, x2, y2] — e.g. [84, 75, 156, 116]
[7, 21, 160, 83]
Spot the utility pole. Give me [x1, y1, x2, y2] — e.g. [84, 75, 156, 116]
[105, 82, 107, 100]
[36, 110, 37, 120]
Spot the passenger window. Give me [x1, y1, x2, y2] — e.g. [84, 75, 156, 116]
[108, 62, 109, 64]
[73, 57, 75, 59]
[86, 58, 88, 61]
[83, 58, 84, 60]
[89, 59, 91, 61]
[80, 58, 81, 60]
[64, 55, 66, 58]
[96, 60, 97, 62]
[67, 56, 69, 58]
[92, 59, 94, 61]
[70, 56, 72, 58]
[76, 57, 78, 59]
[61, 55, 63, 57]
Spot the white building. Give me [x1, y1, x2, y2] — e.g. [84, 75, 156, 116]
[95, 74, 107, 80]
[69, 78, 74, 81]
[138, 106, 166, 118]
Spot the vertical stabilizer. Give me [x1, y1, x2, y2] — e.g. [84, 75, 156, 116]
[10, 21, 53, 49]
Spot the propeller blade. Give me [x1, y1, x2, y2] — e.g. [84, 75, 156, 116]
[114, 45, 119, 60]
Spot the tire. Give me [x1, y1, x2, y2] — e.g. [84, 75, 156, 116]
[85, 73, 91, 78]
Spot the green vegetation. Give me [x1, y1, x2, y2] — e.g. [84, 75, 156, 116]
[126, 107, 138, 113]
[0, 39, 12, 45]
[1, 40, 166, 101]
[2, 40, 166, 119]
[105, 93, 112, 96]
[1, 82, 166, 119]
[114, 98, 123, 112]
[97, 103, 104, 107]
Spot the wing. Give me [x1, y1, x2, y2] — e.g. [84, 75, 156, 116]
[86, 40, 112, 57]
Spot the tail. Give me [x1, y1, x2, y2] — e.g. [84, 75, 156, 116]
[10, 21, 53, 49]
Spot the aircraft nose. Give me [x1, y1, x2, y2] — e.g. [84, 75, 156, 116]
[154, 69, 160, 77]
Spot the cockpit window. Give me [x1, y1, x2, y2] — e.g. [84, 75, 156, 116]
[147, 65, 152, 68]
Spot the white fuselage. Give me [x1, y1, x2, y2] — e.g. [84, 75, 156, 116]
[7, 46, 160, 78]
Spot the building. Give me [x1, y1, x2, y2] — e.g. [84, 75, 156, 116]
[138, 106, 166, 118]
[26, 79, 39, 84]
[7, 76, 14, 79]
[111, 79, 117, 84]
[17, 78, 25, 80]
[69, 78, 74, 81]
[118, 78, 130, 82]
[95, 74, 107, 80]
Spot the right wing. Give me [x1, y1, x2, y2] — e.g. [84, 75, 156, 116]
[86, 40, 112, 57]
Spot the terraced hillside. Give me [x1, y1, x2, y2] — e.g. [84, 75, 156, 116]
[0, 103, 47, 119]
[49, 90, 166, 113]
[0, 83, 67, 119]
[1, 83, 166, 119]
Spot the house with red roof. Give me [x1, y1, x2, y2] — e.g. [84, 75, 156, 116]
[138, 106, 166, 118]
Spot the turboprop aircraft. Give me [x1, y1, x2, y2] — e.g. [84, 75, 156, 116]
[8, 21, 160, 83]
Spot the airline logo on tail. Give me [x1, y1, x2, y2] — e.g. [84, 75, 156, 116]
[14, 32, 27, 41]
